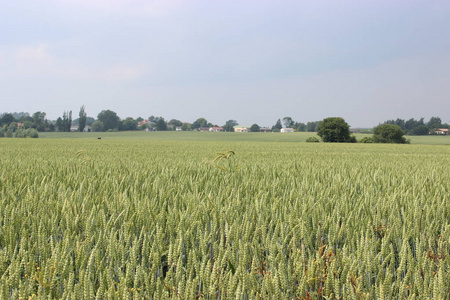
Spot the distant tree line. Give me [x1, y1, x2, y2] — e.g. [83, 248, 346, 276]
[270, 117, 322, 132]
[0, 111, 49, 138]
[315, 117, 410, 144]
[1, 108, 448, 136]
[382, 117, 447, 135]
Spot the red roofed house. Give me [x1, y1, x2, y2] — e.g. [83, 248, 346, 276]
[432, 128, 450, 135]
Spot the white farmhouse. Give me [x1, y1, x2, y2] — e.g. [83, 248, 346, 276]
[234, 126, 249, 133]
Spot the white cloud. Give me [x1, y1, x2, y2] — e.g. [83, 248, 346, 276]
[16, 43, 48, 60]
[103, 65, 146, 81]
[55, 0, 183, 16]
[1, 43, 146, 82]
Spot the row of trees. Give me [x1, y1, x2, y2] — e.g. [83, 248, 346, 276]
[382, 117, 447, 135]
[1, 108, 448, 135]
[0, 111, 54, 132]
[0, 108, 95, 133]
[84, 112, 224, 132]
[0, 108, 324, 133]
[272, 117, 321, 132]
[315, 117, 408, 144]
[0, 125, 39, 138]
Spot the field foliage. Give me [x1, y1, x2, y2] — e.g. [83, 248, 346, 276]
[38, 131, 450, 145]
[0, 138, 449, 299]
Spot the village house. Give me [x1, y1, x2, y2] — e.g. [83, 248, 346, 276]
[234, 126, 249, 133]
[69, 125, 91, 132]
[137, 119, 156, 128]
[209, 127, 223, 132]
[259, 127, 272, 133]
[280, 128, 294, 133]
[198, 127, 210, 132]
[432, 128, 450, 135]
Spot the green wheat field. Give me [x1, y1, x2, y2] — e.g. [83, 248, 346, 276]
[1, 133, 449, 299]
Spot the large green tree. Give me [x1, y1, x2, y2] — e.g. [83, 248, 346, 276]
[168, 119, 183, 127]
[317, 117, 351, 142]
[282, 117, 294, 128]
[272, 119, 282, 131]
[181, 123, 191, 131]
[250, 124, 260, 132]
[222, 120, 238, 132]
[55, 117, 63, 132]
[373, 124, 407, 143]
[91, 120, 104, 132]
[410, 125, 429, 135]
[156, 118, 167, 131]
[192, 118, 208, 130]
[97, 110, 120, 131]
[121, 117, 138, 131]
[306, 121, 321, 132]
[56, 111, 72, 132]
[32, 111, 48, 132]
[427, 117, 442, 129]
[0, 113, 15, 126]
[78, 105, 87, 132]
[295, 122, 306, 132]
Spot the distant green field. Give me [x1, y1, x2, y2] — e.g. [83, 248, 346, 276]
[39, 131, 450, 145]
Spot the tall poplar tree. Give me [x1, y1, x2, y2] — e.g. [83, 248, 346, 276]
[78, 105, 87, 132]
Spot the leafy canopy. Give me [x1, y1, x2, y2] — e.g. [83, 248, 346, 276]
[317, 117, 351, 142]
[373, 124, 407, 143]
[97, 110, 120, 131]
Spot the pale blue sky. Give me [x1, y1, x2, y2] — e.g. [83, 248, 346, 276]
[1, 0, 449, 127]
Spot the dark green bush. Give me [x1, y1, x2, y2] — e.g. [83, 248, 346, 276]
[305, 136, 320, 143]
[373, 124, 406, 144]
[348, 135, 357, 143]
[360, 137, 374, 143]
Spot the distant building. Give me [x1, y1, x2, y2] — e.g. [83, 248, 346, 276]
[198, 127, 210, 132]
[350, 129, 360, 133]
[432, 128, 450, 135]
[176, 126, 182, 131]
[209, 127, 223, 132]
[259, 127, 272, 133]
[138, 119, 156, 128]
[71, 125, 91, 132]
[234, 127, 248, 133]
[234, 125, 250, 133]
[137, 120, 148, 127]
[280, 128, 294, 133]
